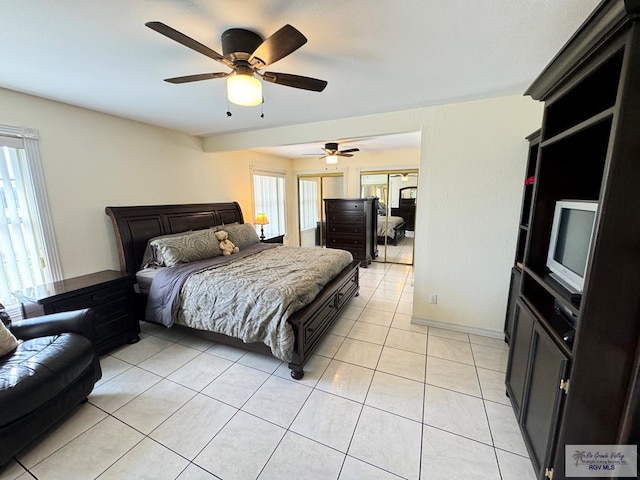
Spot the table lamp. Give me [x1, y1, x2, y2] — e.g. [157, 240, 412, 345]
[255, 213, 269, 240]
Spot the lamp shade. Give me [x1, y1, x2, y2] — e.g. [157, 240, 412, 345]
[325, 155, 338, 164]
[254, 213, 269, 225]
[227, 73, 262, 106]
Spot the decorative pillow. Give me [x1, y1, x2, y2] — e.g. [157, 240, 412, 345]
[150, 229, 222, 267]
[0, 302, 11, 328]
[0, 320, 19, 358]
[141, 231, 194, 268]
[219, 223, 260, 250]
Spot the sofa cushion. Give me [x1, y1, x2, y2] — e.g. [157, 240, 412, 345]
[0, 321, 18, 358]
[0, 333, 94, 426]
[0, 302, 11, 328]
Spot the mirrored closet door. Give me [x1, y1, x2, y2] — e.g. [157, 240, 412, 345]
[361, 170, 418, 264]
[298, 173, 344, 247]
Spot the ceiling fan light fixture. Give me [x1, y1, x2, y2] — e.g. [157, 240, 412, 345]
[325, 154, 338, 164]
[226, 73, 262, 106]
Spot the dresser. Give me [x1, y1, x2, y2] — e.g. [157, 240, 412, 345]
[324, 198, 377, 267]
[13, 270, 139, 355]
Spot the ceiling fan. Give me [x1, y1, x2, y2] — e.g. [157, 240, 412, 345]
[145, 21, 328, 106]
[312, 142, 360, 164]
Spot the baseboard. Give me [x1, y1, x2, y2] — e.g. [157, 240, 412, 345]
[411, 316, 504, 339]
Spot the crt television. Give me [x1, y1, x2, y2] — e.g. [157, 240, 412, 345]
[546, 200, 598, 294]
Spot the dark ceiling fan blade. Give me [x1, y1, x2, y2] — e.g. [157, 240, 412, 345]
[249, 25, 307, 67]
[146, 21, 230, 65]
[337, 153, 354, 157]
[262, 72, 327, 92]
[164, 72, 229, 84]
[338, 148, 360, 154]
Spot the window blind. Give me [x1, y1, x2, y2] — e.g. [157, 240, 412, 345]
[252, 173, 286, 238]
[0, 125, 61, 315]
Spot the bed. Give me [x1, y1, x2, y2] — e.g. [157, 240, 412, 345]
[377, 215, 406, 245]
[105, 202, 359, 379]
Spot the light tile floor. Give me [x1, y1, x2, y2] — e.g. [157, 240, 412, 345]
[2, 264, 536, 480]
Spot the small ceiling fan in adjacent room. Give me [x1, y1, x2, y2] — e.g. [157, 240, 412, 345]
[310, 142, 360, 164]
[145, 21, 328, 107]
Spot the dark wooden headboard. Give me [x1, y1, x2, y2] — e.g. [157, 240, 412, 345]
[105, 202, 244, 275]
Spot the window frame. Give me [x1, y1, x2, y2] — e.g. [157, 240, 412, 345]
[0, 124, 62, 316]
[251, 167, 287, 240]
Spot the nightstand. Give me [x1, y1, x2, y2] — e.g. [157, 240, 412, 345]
[12, 270, 139, 355]
[261, 234, 285, 244]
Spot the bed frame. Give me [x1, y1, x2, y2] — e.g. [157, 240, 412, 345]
[377, 221, 406, 246]
[105, 202, 359, 379]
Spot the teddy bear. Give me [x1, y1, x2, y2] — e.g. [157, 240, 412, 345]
[214, 230, 239, 255]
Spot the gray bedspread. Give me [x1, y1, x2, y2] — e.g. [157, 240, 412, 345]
[145, 243, 353, 362]
[377, 215, 404, 236]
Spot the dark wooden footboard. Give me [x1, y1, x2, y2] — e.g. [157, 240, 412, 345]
[287, 260, 359, 379]
[376, 221, 406, 246]
[135, 261, 359, 379]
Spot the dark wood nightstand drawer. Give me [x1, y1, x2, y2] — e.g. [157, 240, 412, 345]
[94, 302, 134, 344]
[51, 283, 130, 311]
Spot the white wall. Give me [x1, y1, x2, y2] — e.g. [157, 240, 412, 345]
[203, 95, 543, 334]
[0, 88, 292, 278]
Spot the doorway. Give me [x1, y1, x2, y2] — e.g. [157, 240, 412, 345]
[297, 173, 345, 247]
[361, 170, 418, 265]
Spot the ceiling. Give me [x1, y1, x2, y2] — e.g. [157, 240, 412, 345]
[0, 1, 600, 141]
[252, 131, 423, 159]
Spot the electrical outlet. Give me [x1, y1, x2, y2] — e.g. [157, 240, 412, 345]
[429, 294, 438, 304]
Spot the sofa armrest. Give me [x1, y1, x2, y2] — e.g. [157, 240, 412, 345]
[11, 309, 95, 343]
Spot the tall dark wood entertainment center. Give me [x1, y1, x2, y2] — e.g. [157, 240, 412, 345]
[503, 1, 640, 478]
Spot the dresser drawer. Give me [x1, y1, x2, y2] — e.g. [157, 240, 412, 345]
[325, 212, 364, 224]
[325, 200, 366, 212]
[326, 224, 364, 235]
[326, 236, 365, 247]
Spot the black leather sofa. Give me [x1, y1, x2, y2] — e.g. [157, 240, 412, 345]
[0, 309, 102, 465]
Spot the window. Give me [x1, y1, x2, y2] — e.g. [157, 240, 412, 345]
[252, 172, 286, 239]
[299, 178, 319, 230]
[0, 124, 61, 315]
